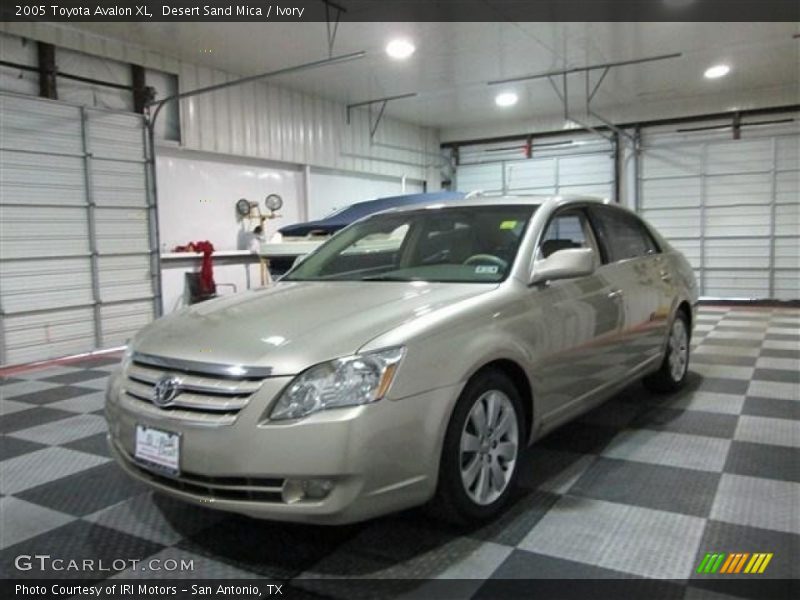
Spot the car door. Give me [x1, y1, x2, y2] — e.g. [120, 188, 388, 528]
[586, 205, 671, 369]
[523, 207, 624, 424]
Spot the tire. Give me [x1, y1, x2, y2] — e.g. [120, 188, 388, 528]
[644, 310, 691, 393]
[431, 369, 524, 524]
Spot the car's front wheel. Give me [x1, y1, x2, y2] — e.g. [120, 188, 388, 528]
[432, 369, 523, 523]
[644, 309, 690, 392]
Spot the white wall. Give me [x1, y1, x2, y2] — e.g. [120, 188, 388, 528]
[155, 148, 304, 252]
[308, 169, 425, 220]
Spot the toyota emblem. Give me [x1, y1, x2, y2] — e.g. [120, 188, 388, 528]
[152, 375, 182, 407]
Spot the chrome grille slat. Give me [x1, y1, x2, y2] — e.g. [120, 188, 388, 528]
[127, 363, 262, 395]
[124, 379, 250, 412]
[121, 356, 267, 425]
[120, 393, 238, 425]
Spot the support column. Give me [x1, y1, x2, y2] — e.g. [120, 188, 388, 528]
[37, 42, 57, 99]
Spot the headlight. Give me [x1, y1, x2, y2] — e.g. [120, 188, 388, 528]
[269, 347, 405, 421]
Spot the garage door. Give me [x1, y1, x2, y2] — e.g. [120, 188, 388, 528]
[639, 119, 800, 300]
[454, 135, 615, 200]
[0, 91, 157, 365]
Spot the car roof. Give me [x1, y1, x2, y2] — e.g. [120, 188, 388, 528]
[377, 194, 612, 214]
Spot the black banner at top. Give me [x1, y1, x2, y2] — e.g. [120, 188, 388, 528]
[2, 0, 800, 22]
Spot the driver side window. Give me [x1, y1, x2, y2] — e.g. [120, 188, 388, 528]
[536, 210, 596, 261]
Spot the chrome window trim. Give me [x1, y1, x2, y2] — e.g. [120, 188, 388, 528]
[132, 351, 273, 379]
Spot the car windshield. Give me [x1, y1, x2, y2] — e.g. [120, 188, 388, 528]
[284, 205, 536, 283]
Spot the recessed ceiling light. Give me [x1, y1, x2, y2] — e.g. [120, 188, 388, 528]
[495, 92, 518, 107]
[704, 64, 731, 79]
[386, 39, 415, 60]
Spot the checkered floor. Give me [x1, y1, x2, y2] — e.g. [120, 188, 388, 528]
[1, 306, 797, 596]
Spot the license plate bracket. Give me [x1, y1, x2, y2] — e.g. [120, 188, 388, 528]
[134, 425, 180, 476]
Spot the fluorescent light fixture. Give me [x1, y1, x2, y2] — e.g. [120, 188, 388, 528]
[704, 64, 731, 79]
[495, 91, 518, 107]
[386, 39, 415, 60]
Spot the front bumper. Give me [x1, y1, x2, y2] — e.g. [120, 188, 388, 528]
[105, 371, 459, 524]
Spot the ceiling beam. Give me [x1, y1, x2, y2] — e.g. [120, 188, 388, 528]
[487, 53, 683, 86]
[440, 105, 800, 149]
[345, 92, 418, 138]
[146, 51, 367, 125]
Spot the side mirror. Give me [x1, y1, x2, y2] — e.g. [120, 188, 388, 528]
[530, 248, 595, 285]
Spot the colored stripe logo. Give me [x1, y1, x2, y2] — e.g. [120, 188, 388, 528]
[696, 552, 773, 574]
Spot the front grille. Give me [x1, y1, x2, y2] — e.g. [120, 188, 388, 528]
[121, 358, 265, 425]
[125, 454, 285, 502]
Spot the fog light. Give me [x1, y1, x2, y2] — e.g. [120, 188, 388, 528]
[281, 478, 334, 504]
[282, 479, 305, 504]
[304, 478, 334, 500]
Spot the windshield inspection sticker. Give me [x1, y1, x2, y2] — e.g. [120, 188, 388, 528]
[500, 220, 518, 230]
[475, 265, 499, 274]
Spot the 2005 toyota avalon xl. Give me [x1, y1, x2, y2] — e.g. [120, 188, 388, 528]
[106, 196, 698, 524]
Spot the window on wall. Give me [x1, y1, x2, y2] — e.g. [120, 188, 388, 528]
[57, 47, 134, 111]
[590, 206, 659, 263]
[0, 33, 180, 142]
[146, 68, 180, 143]
[0, 33, 38, 95]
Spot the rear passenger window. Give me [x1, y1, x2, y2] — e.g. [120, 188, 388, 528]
[590, 207, 659, 263]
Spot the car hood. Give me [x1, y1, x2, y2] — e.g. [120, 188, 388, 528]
[132, 280, 496, 376]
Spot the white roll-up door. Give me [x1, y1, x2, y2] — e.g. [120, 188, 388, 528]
[455, 135, 615, 200]
[639, 119, 799, 300]
[0, 91, 156, 365]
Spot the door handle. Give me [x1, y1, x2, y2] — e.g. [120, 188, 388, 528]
[608, 289, 623, 300]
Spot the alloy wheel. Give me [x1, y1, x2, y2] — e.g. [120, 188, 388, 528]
[459, 390, 519, 506]
[668, 318, 689, 382]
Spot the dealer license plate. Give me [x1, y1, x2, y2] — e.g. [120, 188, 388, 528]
[135, 425, 180, 475]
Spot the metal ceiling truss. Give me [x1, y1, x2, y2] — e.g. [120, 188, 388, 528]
[145, 51, 367, 126]
[490, 52, 683, 146]
[345, 92, 418, 139]
[321, 0, 346, 57]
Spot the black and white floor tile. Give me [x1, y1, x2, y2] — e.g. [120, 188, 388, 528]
[0, 306, 797, 598]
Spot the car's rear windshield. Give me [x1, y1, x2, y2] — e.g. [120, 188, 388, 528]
[284, 205, 536, 283]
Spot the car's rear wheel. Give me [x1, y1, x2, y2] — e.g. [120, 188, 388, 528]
[432, 369, 523, 523]
[644, 310, 690, 393]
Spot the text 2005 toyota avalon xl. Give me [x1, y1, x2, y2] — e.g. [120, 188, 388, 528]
[106, 196, 698, 524]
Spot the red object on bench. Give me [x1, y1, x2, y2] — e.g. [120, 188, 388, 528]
[173, 240, 216, 295]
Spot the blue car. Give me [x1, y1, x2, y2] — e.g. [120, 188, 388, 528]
[279, 191, 466, 237]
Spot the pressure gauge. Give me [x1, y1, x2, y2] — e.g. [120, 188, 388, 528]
[236, 198, 251, 217]
[265, 194, 283, 212]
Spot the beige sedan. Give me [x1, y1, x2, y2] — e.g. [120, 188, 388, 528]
[105, 196, 698, 524]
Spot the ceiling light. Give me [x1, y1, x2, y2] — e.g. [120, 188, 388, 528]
[704, 64, 731, 79]
[386, 39, 415, 60]
[495, 92, 518, 107]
